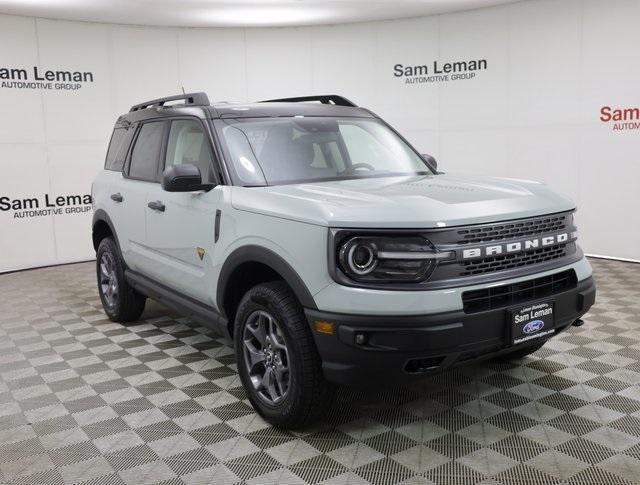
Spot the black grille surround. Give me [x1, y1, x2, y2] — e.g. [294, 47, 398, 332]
[462, 269, 578, 313]
[329, 210, 582, 291]
[456, 213, 569, 245]
[425, 210, 580, 286]
[460, 244, 568, 276]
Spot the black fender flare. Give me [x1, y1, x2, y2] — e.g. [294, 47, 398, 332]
[92, 209, 121, 252]
[216, 245, 318, 314]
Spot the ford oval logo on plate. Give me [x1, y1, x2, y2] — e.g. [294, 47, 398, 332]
[523, 320, 545, 334]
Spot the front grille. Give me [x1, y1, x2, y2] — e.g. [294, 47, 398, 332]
[462, 269, 577, 313]
[456, 214, 568, 245]
[460, 244, 568, 276]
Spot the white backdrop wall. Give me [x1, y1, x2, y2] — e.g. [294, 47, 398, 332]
[1, 0, 639, 272]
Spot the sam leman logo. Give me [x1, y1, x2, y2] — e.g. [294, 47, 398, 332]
[600, 106, 640, 132]
[393, 58, 487, 85]
[0, 65, 94, 91]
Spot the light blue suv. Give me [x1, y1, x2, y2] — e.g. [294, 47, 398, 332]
[92, 93, 596, 428]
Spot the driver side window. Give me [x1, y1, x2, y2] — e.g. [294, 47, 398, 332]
[165, 120, 215, 183]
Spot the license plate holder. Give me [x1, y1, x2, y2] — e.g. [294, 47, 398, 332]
[509, 300, 555, 346]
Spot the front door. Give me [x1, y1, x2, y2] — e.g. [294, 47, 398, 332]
[144, 118, 222, 305]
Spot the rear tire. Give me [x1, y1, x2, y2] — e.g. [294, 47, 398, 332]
[234, 281, 335, 429]
[500, 342, 545, 360]
[96, 237, 146, 323]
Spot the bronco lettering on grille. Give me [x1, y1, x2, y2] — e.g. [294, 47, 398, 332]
[461, 233, 569, 260]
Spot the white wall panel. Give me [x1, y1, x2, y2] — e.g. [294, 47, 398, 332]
[177, 28, 248, 102]
[0, 16, 44, 144]
[508, 0, 583, 127]
[439, 5, 510, 131]
[110, 25, 180, 114]
[372, 16, 440, 133]
[1, 0, 639, 272]
[244, 28, 313, 100]
[578, 126, 640, 260]
[311, 24, 376, 106]
[0, 144, 56, 271]
[506, 127, 581, 201]
[440, 130, 509, 177]
[47, 142, 103, 263]
[582, 0, 640, 110]
[37, 19, 113, 143]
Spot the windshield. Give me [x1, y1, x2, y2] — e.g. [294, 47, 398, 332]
[215, 117, 432, 186]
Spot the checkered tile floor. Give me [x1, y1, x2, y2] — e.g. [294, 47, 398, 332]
[0, 258, 638, 485]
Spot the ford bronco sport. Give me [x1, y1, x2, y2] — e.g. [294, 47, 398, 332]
[92, 92, 596, 428]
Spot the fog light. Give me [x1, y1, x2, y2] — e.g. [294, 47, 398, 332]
[314, 320, 335, 335]
[355, 333, 365, 345]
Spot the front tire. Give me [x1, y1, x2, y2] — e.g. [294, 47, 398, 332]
[96, 237, 146, 322]
[234, 281, 335, 429]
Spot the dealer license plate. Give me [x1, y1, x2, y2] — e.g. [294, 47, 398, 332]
[510, 301, 555, 345]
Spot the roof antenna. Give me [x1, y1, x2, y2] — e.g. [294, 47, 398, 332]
[181, 86, 186, 95]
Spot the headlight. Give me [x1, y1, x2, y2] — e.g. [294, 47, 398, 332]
[337, 235, 453, 283]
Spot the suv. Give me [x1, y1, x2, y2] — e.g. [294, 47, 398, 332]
[92, 92, 596, 428]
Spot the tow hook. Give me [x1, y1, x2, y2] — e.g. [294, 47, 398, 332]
[572, 318, 585, 327]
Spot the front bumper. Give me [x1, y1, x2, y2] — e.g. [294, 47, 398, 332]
[305, 276, 596, 386]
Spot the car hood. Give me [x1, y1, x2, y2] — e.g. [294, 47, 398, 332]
[231, 174, 575, 228]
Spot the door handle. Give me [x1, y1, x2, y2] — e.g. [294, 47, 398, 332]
[147, 201, 165, 212]
[110, 193, 123, 203]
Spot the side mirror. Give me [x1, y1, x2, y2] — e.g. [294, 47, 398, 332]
[421, 154, 438, 171]
[162, 164, 214, 192]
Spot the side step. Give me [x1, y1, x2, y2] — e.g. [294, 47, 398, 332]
[125, 269, 229, 338]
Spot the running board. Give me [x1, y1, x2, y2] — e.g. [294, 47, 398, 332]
[125, 270, 229, 339]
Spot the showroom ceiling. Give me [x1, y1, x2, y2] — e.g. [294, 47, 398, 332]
[0, 0, 521, 27]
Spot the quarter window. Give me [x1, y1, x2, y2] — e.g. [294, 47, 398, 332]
[105, 127, 131, 171]
[165, 120, 215, 183]
[129, 121, 165, 182]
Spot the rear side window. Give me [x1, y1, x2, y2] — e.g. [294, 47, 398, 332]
[128, 121, 165, 182]
[105, 128, 130, 171]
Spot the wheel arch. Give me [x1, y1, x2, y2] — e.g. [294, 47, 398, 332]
[217, 245, 317, 334]
[92, 210, 120, 252]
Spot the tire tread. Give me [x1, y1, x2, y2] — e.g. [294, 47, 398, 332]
[234, 281, 334, 429]
[97, 237, 146, 323]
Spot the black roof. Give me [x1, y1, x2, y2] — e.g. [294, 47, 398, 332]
[117, 92, 375, 126]
[212, 102, 374, 119]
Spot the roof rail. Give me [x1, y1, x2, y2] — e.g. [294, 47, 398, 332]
[260, 94, 357, 107]
[129, 92, 210, 112]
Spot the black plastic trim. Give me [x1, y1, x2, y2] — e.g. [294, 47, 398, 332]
[126, 269, 229, 337]
[216, 245, 318, 315]
[214, 210, 222, 242]
[130, 92, 210, 112]
[92, 209, 121, 252]
[260, 94, 357, 107]
[305, 276, 595, 386]
[328, 211, 581, 291]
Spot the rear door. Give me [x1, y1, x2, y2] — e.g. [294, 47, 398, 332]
[145, 118, 222, 304]
[110, 120, 167, 272]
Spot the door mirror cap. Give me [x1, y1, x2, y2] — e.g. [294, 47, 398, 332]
[162, 164, 215, 192]
[421, 153, 438, 171]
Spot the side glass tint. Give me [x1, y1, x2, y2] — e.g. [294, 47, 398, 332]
[165, 120, 215, 183]
[129, 122, 165, 182]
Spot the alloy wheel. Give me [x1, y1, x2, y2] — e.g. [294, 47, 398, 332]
[99, 252, 119, 308]
[242, 310, 291, 404]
